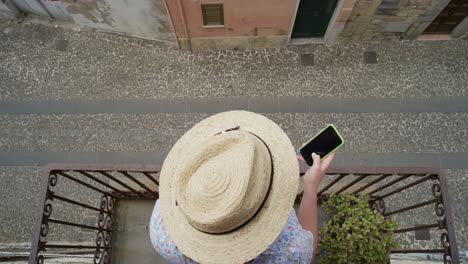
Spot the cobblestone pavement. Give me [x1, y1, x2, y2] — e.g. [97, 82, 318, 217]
[1, 22, 468, 100]
[0, 20, 467, 259]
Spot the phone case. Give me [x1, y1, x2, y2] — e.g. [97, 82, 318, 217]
[297, 124, 345, 163]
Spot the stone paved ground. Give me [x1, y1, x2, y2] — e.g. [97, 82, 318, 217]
[0, 19, 467, 261]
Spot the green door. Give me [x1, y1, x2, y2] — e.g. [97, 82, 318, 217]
[291, 0, 339, 38]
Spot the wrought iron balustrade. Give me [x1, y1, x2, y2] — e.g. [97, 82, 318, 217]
[29, 165, 459, 264]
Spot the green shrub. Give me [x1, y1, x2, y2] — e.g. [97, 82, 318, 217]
[318, 194, 399, 264]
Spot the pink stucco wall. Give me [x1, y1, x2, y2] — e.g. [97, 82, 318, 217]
[166, 0, 299, 40]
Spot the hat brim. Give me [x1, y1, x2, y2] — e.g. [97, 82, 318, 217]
[159, 111, 299, 264]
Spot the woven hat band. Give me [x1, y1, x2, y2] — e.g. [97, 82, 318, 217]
[176, 131, 272, 234]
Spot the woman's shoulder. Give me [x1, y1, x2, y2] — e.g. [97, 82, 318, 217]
[250, 209, 314, 264]
[278, 208, 314, 249]
[150, 202, 313, 264]
[150, 200, 196, 263]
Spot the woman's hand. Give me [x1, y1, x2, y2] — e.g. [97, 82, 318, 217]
[297, 152, 336, 188]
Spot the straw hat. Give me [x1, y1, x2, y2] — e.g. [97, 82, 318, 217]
[159, 111, 299, 264]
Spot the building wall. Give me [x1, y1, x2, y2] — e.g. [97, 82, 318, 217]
[0, 0, 19, 20]
[338, 0, 450, 41]
[61, 0, 174, 42]
[451, 17, 468, 39]
[0, 1, 14, 20]
[6, 0, 466, 49]
[167, 0, 299, 50]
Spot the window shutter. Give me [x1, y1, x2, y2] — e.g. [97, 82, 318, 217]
[201, 4, 224, 26]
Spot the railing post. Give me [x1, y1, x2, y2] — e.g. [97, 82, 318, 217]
[436, 171, 460, 264]
[29, 168, 57, 264]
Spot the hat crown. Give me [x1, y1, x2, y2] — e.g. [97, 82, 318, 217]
[177, 131, 272, 234]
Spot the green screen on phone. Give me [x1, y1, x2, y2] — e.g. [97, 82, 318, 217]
[299, 125, 344, 166]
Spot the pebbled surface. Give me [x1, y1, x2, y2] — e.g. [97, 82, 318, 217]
[1, 23, 468, 100]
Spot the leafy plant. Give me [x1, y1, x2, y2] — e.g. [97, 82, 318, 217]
[318, 194, 399, 264]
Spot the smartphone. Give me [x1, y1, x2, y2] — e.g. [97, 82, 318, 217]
[298, 124, 344, 166]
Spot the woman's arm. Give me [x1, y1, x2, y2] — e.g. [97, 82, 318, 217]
[297, 152, 335, 255]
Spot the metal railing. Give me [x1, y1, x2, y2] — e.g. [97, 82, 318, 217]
[29, 164, 160, 264]
[29, 165, 459, 264]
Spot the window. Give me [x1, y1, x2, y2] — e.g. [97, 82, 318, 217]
[201, 4, 224, 26]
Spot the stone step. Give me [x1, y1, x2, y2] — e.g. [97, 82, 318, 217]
[0, 113, 466, 154]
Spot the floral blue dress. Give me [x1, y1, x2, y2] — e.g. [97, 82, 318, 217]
[150, 200, 314, 264]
